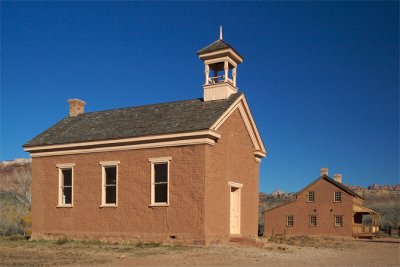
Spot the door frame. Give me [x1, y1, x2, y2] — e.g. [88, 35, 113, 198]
[228, 181, 243, 235]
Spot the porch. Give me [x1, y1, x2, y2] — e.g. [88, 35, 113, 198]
[353, 204, 380, 238]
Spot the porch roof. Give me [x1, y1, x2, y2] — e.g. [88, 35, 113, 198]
[353, 203, 379, 215]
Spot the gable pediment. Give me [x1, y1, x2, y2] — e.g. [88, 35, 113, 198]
[210, 94, 267, 160]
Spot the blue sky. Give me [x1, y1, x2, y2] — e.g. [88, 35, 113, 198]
[1, 2, 398, 193]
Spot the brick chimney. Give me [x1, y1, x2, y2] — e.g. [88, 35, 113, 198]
[333, 174, 343, 183]
[68, 98, 86, 117]
[320, 168, 328, 176]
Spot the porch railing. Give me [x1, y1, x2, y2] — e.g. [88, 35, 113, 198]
[353, 224, 379, 235]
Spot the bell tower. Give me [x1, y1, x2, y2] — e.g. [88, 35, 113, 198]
[197, 26, 244, 101]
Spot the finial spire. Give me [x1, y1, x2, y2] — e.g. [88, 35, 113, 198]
[219, 25, 223, 40]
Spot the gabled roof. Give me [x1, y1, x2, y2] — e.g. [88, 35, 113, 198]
[296, 175, 364, 200]
[263, 199, 296, 213]
[197, 39, 243, 59]
[24, 93, 242, 147]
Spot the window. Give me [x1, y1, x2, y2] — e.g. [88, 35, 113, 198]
[57, 163, 75, 207]
[307, 191, 315, 202]
[100, 161, 119, 206]
[334, 191, 342, 202]
[335, 216, 343, 227]
[309, 215, 317, 227]
[150, 157, 171, 206]
[287, 216, 294, 227]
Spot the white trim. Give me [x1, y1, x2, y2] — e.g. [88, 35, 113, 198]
[57, 164, 74, 207]
[99, 161, 120, 166]
[199, 48, 243, 63]
[228, 181, 243, 188]
[150, 159, 170, 206]
[24, 130, 220, 152]
[56, 163, 75, 168]
[100, 163, 118, 207]
[149, 157, 172, 163]
[240, 96, 267, 153]
[28, 138, 215, 158]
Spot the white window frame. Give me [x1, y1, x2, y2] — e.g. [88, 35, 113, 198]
[307, 191, 315, 202]
[100, 161, 120, 207]
[56, 163, 75, 207]
[309, 215, 317, 227]
[335, 215, 343, 227]
[286, 215, 294, 227]
[149, 157, 171, 206]
[334, 191, 342, 202]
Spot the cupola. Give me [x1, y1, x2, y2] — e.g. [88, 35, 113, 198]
[197, 26, 244, 101]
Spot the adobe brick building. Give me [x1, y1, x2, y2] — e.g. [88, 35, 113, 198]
[23, 31, 266, 244]
[263, 168, 379, 238]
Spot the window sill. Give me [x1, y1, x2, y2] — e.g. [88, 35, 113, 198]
[57, 205, 73, 208]
[99, 204, 118, 208]
[333, 201, 341, 203]
[148, 204, 169, 207]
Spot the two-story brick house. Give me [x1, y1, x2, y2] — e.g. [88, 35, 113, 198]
[263, 168, 379, 237]
[23, 32, 266, 245]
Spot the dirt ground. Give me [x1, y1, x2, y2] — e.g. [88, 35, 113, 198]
[0, 236, 399, 267]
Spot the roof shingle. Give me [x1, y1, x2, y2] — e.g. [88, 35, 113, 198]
[197, 39, 243, 59]
[24, 93, 242, 147]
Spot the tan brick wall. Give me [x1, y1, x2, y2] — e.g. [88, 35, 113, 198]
[205, 109, 260, 243]
[31, 145, 207, 244]
[263, 178, 354, 237]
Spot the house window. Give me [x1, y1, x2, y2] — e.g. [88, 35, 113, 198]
[100, 161, 119, 206]
[59, 168, 72, 205]
[57, 163, 75, 207]
[149, 157, 171, 206]
[309, 215, 317, 227]
[335, 216, 343, 227]
[287, 216, 294, 227]
[307, 191, 315, 202]
[334, 191, 342, 202]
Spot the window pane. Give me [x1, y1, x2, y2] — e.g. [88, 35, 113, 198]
[155, 183, 168, 203]
[105, 166, 116, 185]
[63, 187, 72, 204]
[105, 185, 116, 204]
[62, 169, 72, 186]
[154, 163, 168, 183]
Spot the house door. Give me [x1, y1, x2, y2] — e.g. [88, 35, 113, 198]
[230, 186, 241, 235]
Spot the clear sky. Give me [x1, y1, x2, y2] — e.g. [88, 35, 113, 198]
[1, 2, 398, 193]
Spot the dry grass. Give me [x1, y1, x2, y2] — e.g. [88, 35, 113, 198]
[267, 235, 352, 249]
[0, 237, 191, 267]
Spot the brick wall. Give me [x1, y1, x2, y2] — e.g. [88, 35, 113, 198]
[263, 178, 354, 237]
[205, 109, 260, 243]
[32, 145, 207, 244]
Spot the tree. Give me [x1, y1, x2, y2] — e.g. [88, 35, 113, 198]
[1, 167, 32, 210]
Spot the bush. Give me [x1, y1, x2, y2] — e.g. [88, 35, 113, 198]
[55, 237, 69, 245]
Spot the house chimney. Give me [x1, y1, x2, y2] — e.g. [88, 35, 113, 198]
[320, 168, 328, 176]
[334, 174, 343, 183]
[68, 98, 86, 117]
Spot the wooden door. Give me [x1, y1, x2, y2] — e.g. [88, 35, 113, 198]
[230, 187, 241, 235]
